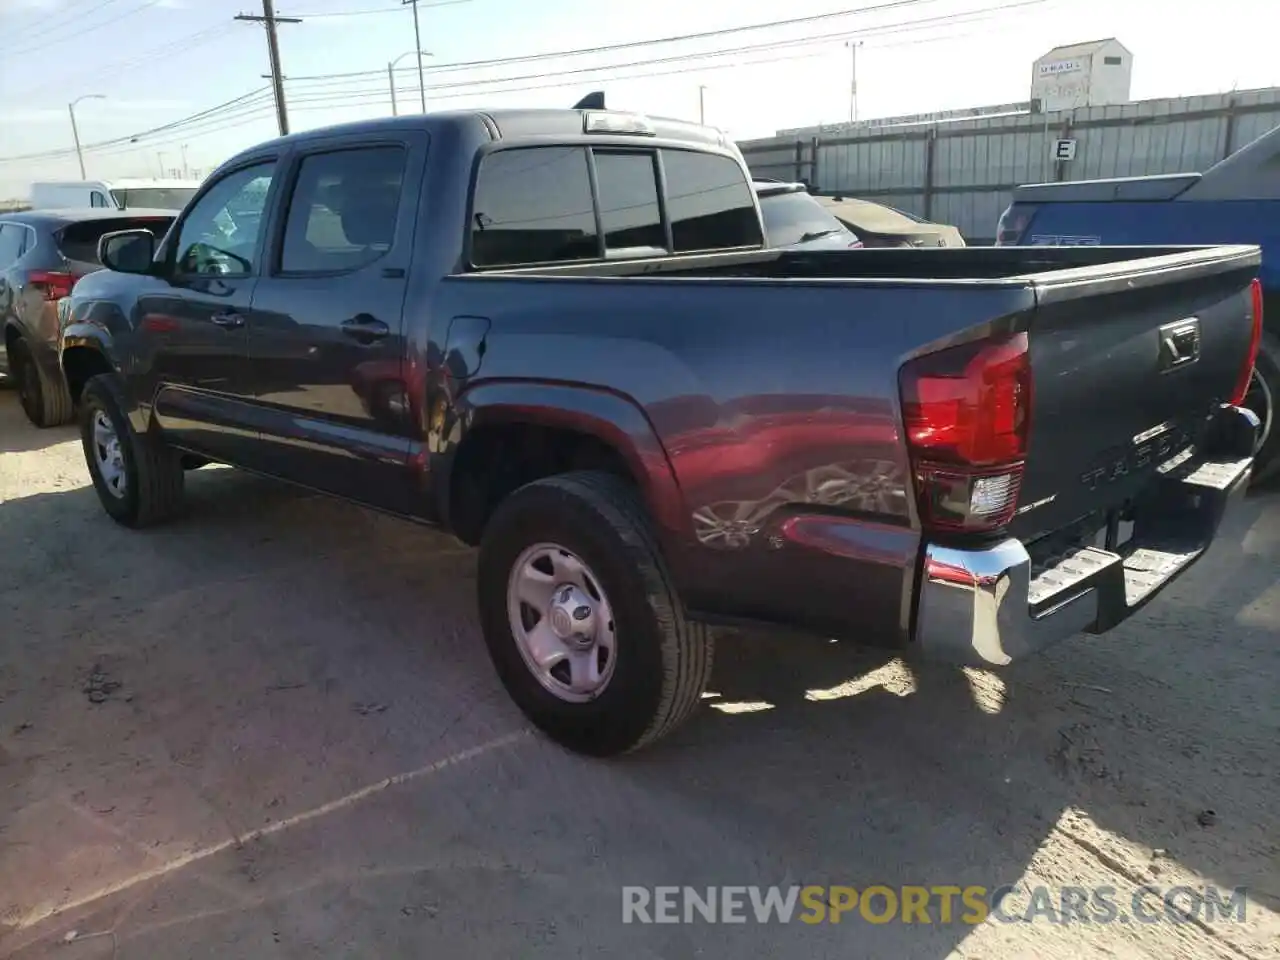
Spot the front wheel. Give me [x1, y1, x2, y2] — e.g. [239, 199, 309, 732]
[79, 375, 185, 528]
[1246, 333, 1280, 484]
[477, 471, 714, 756]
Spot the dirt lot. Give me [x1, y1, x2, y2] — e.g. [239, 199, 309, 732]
[0, 388, 1277, 959]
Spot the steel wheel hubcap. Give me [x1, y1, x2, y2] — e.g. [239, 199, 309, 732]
[1243, 366, 1273, 456]
[92, 410, 127, 499]
[507, 543, 617, 703]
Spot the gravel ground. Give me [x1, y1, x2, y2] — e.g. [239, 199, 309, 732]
[0, 387, 1277, 959]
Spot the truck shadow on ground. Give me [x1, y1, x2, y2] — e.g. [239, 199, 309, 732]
[0, 468, 1276, 958]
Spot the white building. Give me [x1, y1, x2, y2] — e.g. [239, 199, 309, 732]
[1031, 38, 1132, 113]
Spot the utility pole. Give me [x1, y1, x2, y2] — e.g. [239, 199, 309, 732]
[403, 0, 428, 113]
[846, 40, 863, 125]
[236, 1, 301, 136]
[68, 94, 105, 179]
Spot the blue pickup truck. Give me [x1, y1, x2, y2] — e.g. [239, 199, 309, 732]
[996, 123, 1280, 480]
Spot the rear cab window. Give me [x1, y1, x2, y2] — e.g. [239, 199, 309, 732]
[468, 142, 762, 269]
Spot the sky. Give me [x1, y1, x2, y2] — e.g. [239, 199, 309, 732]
[0, 0, 1277, 200]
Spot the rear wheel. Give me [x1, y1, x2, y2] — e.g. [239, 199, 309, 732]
[11, 338, 73, 428]
[79, 375, 185, 528]
[1246, 333, 1280, 484]
[477, 471, 714, 756]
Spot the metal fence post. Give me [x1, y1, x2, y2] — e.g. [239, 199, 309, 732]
[923, 127, 937, 220]
[1222, 95, 1239, 160]
[810, 136, 821, 190]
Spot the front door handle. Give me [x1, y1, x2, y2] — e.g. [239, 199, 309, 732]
[209, 311, 246, 329]
[340, 316, 390, 342]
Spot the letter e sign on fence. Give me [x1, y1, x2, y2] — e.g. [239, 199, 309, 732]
[1054, 139, 1077, 161]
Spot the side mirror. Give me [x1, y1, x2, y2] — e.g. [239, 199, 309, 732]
[98, 229, 156, 275]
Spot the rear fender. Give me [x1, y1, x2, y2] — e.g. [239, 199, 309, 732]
[439, 379, 687, 547]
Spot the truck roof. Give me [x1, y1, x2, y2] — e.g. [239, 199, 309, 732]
[221, 109, 732, 168]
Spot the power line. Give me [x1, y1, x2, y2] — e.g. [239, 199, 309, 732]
[285, 0, 945, 82]
[284, 0, 1044, 97]
[8, 0, 166, 57]
[4, 0, 127, 47]
[0, 88, 275, 164]
[0, 0, 1048, 165]
[15, 23, 231, 99]
[282, 0, 471, 16]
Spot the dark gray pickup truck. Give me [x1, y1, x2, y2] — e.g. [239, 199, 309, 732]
[59, 107, 1262, 755]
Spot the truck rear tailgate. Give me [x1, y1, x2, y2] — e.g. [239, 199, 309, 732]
[1009, 245, 1260, 546]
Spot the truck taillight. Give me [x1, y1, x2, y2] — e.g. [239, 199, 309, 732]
[27, 269, 74, 301]
[899, 333, 1032, 532]
[1229, 279, 1264, 406]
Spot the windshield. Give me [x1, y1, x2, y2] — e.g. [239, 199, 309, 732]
[757, 190, 852, 247]
[110, 187, 198, 211]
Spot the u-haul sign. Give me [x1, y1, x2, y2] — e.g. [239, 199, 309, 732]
[1038, 59, 1083, 76]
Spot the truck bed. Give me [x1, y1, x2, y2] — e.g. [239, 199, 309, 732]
[448, 244, 1260, 627]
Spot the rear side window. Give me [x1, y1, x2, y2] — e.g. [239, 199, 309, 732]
[90, 192, 109, 208]
[58, 217, 174, 266]
[280, 146, 406, 274]
[0, 223, 26, 268]
[662, 150, 761, 252]
[758, 191, 849, 247]
[593, 151, 664, 256]
[471, 147, 598, 267]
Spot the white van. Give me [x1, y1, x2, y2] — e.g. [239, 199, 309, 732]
[28, 178, 202, 212]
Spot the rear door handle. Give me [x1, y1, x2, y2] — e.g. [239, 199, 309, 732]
[340, 316, 390, 342]
[209, 312, 246, 329]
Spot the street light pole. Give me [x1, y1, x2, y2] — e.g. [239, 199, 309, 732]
[388, 49, 432, 117]
[698, 85, 707, 125]
[68, 94, 105, 179]
[403, 0, 428, 113]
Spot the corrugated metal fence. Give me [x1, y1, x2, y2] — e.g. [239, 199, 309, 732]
[738, 88, 1280, 244]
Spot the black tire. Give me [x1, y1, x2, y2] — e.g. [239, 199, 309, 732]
[477, 471, 714, 756]
[1247, 332, 1280, 485]
[11, 337, 73, 428]
[79, 375, 185, 528]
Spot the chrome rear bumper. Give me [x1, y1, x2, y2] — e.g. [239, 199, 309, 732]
[914, 406, 1257, 667]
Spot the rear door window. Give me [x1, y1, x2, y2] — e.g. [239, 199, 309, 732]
[58, 217, 175, 266]
[470, 147, 599, 267]
[592, 151, 665, 256]
[661, 150, 762, 252]
[280, 146, 407, 275]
